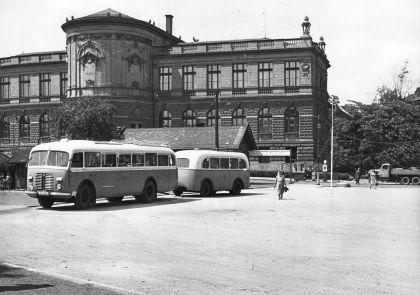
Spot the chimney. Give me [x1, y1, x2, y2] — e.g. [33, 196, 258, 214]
[165, 14, 173, 35]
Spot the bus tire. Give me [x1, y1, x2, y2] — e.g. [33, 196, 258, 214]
[411, 177, 419, 185]
[200, 179, 213, 197]
[140, 179, 157, 203]
[229, 179, 242, 195]
[173, 188, 183, 196]
[107, 197, 124, 203]
[75, 183, 94, 209]
[401, 176, 410, 185]
[38, 196, 54, 208]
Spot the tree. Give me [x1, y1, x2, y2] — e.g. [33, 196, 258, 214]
[334, 63, 420, 173]
[53, 97, 116, 141]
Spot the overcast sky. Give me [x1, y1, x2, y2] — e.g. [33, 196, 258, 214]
[0, 0, 419, 104]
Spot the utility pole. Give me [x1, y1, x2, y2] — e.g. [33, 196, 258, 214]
[329, 95, 339, 193]
[317, 115, 320, 185]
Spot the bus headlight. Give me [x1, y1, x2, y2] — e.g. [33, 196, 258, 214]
[56, 183, 62, 190]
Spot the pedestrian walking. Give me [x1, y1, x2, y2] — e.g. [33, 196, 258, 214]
[355, 168, 361, 185]
[274, 171, 287, 200]
[369, 170, 378, 189]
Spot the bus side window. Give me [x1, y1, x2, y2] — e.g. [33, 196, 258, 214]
[118, 154, 131, 167]
[71, 152, 83, 168]
[169, 154, 176, 166]
[230, 158, 239, 169]
[220, 158, 229, 169]
[202, 158, 209, 169]
[85, 152, 101, 167]
[158, 154, 169, 166]
[103, 154, 117, 167]
[239, 159, 247, 169]
[132, 154, 145, 166]
[210, 158, 219, 169]
[145, 153, 157, 166]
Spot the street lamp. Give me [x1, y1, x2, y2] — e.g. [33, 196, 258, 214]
[215, 91, 220, 150]
[328, 95, 339, 192]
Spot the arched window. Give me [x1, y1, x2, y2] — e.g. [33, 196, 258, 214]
[39, 114, 50, 138]
[206, 109, 221, 126]
[160, 110, 172, 127]
[232, 108, 246, 126]
[0, 117, 10, 143]
[19, 115, 30, 140]
[284, 107, 299, 134]
[183, 109, 196, 127]
[258, 107, 272, 140]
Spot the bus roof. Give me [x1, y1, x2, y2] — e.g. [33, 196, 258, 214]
[175, 150, 247, 160]
[30, 139, 175, 154]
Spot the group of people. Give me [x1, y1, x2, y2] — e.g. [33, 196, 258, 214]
[0, 173, 11, 190]
[354, 168, 379, 189]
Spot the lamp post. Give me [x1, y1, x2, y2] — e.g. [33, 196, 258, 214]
[329, 95, 339, 192]
[215, 91, 220, 150]
[317, 115, 320, 185]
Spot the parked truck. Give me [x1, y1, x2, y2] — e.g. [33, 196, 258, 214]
[378, 163, 420, 185]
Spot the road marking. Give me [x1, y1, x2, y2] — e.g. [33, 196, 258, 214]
[2, 262, 143, 295]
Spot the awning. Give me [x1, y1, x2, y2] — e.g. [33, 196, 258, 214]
[249, 150, 290, 157]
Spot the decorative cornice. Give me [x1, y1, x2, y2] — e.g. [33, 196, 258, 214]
[66, 33, 152, 45]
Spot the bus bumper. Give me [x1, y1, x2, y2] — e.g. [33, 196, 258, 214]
[25, 191, 76, 200]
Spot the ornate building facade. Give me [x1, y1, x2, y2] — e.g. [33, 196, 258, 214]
[0, 9, 330, 169]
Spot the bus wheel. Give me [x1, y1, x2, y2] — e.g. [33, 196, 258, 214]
[140, 180, 157, 203]
[38, 196, 54, 208]
[75, 184, 93, 209]
[200, 180, 213, 197]
[107, 197, 124, 203]
[173, 188, 183, 196]
[411, 177, 419, 185]
[401, 176, 410, 185]
[229, 179, 242, 195]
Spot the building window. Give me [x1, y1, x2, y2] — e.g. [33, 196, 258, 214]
[183, 66, 196, 97]
[232, 64, 246, 95]
[285, 107, 299, 134]
[0, 77, 10, 100]
[60, 72, 68, 97]
[19, 115, 30, 140]
[285, 61, 299, 93]
[232, 108, 246, 126]
[160, 110, 172, 127]
[39, 114, 50, 138]
[0, 117, 10, 142]
[258, 62, 273, 94]
[258, 107, 272, 140]
[183, 109, 196, 127]
[19, 75, 30, 98]
[207, 65, 220, 95]
[159, 67, 172, 91]
[206, 109, 221, 126]
[39, 74, 51, 97]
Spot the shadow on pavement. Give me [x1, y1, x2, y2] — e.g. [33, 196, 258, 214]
[39, 196, 200, 212]
[0, 283, 54, 292]
[0, 263, 54, 292]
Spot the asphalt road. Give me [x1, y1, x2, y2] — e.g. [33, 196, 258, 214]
[0, 182, 419, 294]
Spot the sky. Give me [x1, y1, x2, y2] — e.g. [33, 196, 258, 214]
[0, 0, 419, 104]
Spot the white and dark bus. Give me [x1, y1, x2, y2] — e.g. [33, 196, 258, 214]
[26, 139, 177, 209]
[174, 150, 250, 196]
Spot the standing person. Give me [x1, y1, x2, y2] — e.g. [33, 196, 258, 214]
[369, 170, 377, 189]
[355, 168, 361, 185]
[274, 171, 286, 200]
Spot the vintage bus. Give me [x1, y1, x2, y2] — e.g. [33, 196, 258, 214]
[26, 139, 177, 209]
[174, 150, 250, 196]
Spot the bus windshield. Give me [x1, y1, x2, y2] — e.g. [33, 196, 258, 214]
[28, 151, 69, 167]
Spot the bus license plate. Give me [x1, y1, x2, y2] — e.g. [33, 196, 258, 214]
[37, 191, 50, 196]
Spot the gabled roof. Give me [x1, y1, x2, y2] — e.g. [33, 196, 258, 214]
[123, 125, 257, 151]
[8, 148, 31, 164]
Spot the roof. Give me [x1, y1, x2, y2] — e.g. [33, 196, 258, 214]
[30, 140, 174, 154]
[8, 148, 31, 164]
[123, 124, 257, 151]
[81, 8, 135, 20]
[0, 153, 10, 164]
[335, 104, 354, 120]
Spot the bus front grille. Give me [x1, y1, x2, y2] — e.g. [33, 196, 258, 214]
[35, 173, 54, 191]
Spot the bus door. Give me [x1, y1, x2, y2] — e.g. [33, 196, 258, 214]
[219, 157, 231, 189]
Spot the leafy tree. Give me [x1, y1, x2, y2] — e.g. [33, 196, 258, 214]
[53, 97, 116, 141]
[333, 64, 419, 173]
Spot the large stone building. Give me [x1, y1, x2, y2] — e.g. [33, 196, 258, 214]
[0, 9, 331, 171]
